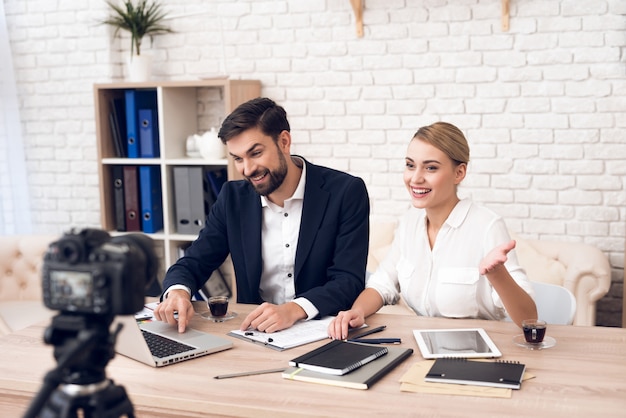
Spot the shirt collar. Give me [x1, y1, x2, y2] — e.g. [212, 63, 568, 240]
[260, 156, 307, 208]
[443, 198, 472, 228]
[417, 197, 472, 229]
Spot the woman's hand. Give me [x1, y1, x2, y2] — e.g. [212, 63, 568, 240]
[327, 309, 366, 340]
[479, 239, 516, 276]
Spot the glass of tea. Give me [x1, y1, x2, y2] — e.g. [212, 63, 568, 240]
[522, 319, 547, 344]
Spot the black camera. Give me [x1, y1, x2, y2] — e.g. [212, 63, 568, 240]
[42, 228, 159, 315]
[25, 228, 160, 418]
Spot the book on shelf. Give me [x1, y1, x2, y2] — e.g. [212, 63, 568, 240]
[173, 167, 214, 235]
[138, 108, 160, 158]
[283, 345, 413, 390]
[138, 165, 163, 233]
[206, 167, 227, 198]
[109, 97, 127, 158]
[124, 89, 157, 158]
[111, 165, 126, 231]
[424, 358, 526, 390]
[288, 340, 388, 376]
[122, 166, 140, 231]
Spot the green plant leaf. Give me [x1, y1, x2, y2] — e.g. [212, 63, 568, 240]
[101, 0, 173, 56]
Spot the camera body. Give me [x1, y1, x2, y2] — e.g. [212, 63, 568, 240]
[42, 229, 157, 316]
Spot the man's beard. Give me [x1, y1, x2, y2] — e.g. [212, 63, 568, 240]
[246, 151, 288, 196]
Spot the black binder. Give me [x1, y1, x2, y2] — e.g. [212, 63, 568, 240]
[109, 97, 127, 158]
[112, 165, 126, 231]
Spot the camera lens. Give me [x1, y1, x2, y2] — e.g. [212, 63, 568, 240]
[56, 239, 83, 264]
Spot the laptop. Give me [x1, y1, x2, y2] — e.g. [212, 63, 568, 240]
[112, 316, 233, 367]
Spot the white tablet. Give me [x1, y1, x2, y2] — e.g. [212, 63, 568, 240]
[413, 328, 502, 359]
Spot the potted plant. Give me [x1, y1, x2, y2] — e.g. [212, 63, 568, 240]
[101, 0, 173, 81]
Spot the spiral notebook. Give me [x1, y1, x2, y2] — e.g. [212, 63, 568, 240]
[425, 358, 526, 389]
[289, 340, 388, 376]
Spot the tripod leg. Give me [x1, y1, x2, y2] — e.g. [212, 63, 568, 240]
[38, 381, 135, 418]
[39, 389, 78, 418]
[88, 380, 135, 418]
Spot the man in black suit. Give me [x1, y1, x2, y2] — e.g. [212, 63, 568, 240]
[154, 97, 370, 333]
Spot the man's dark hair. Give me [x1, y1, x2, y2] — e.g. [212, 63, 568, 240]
[218, 97, 290, 144]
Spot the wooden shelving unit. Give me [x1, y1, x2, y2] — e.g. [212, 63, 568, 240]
[93, 79, 261, 275]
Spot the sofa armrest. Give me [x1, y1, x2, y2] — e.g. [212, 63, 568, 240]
[515, 238, 611, 326]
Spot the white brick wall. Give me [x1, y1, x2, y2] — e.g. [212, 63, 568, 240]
[4, 0, 625, 324]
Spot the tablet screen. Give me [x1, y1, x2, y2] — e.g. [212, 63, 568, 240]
[413, 328, 502, 359]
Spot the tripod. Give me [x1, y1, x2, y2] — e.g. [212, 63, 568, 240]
[23, 313, 135, 418]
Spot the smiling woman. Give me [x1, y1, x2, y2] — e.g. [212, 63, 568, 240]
[327, 122, 538, 340]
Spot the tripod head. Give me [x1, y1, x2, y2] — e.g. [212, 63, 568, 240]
[23, 312, 135, 418]
[44, 313, 117, 386]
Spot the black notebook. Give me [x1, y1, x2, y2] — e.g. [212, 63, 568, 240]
[289, 340, 388, 376]
[425, 358, 526, 390]
[283, 345, 413, 390]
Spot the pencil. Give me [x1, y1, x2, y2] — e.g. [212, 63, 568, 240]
[214, 367, 287, 379]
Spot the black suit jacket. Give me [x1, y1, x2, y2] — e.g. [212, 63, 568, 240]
[162, 158, 370, 318]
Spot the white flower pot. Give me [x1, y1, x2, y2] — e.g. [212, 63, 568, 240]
[127, 54, 153, 82]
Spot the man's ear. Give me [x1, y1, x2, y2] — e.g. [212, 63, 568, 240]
[277, 130, 291, 152]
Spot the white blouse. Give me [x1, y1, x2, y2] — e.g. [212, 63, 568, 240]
[367, 199, 532, 321]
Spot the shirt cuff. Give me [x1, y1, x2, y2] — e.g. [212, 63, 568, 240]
[163, 284, 191, 299]
[293, 297, 319, 320]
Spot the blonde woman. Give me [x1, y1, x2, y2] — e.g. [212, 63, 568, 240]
[328, 122, 537, 339]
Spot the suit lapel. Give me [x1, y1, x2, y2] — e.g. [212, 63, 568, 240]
[295, 163, 329, 278]
[239, 189, 263, 300]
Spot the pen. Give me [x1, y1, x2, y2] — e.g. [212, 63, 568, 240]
[214, 367, 287, 379]
[349, 325, 386, 340]
[348, 338, 402, 344]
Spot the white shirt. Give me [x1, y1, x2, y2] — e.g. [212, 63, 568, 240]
[366, 199, 532, 321]
[259, 157, 318, 318]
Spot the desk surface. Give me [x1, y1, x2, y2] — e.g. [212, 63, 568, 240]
[1, 303, 625, 418]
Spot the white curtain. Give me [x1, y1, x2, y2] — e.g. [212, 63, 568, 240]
[0, 2, 32, 235]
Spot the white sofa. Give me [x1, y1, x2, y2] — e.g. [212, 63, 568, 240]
[0, 235, 56, 336]
[368, 222, 612, 326]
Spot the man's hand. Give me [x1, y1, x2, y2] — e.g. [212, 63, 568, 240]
[479, 239, 516, 276]
[153, 289, 195, 333]
[239, 302, 306, 333]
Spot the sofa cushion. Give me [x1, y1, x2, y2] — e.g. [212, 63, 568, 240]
[512, 237, 567, 286]
[0, 235, 56, 302]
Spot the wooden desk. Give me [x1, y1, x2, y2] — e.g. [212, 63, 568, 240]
[1, 303, 625, 417]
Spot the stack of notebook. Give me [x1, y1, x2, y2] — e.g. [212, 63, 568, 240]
[283, 340, 413, 390]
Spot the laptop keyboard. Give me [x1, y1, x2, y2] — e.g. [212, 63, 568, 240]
[142, 329, 195, 358]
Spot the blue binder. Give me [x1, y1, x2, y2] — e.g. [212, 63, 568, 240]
[124, 89, 157, 158]
[138, 165, 163, 233]
[206, 167, 228, 199]
[138, 108, 160, 158]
